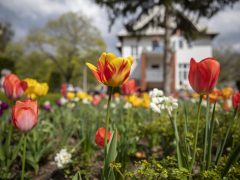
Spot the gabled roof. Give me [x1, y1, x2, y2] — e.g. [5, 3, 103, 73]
[118, 25, 218, 38]
[117, 6, 218, 38]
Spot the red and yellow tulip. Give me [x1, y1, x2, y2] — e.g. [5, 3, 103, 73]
[86, 52, 134, 87]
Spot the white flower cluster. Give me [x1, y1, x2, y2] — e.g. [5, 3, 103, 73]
[60, 97, 68, 105]
[54, 149, 72, 168]
[149, 88, 164, 98]
[124, 102, 132, 109]
[150, 88, 178, 116]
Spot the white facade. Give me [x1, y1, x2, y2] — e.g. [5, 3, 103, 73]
[172, 35, 213, 90]
[120, 36, 165, 82]
[118, 30, 216, 91]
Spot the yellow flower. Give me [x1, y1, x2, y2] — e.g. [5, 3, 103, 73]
[24, 78, 49, 99]
[125, 95, 142, 107]
[67, 92, 75, 101]
[35, 83, 49, 96]
[77, 92, 88, 100]
[114, 93, 120, 97]
[141, 93, 150, 108]
[125, 93, 150, 108]
[86, 52, 134, 87]
[221, 87, 233, 100]
[192, 92, 199, 99]
[77, 92, 93, 101]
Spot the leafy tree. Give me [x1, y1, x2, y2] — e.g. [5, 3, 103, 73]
[15, 51, 53, 82]
[0, 21, 14, 52]
[0, 42, 24, 73]
[95, 0, 239, 94]
[214, 48, 240, 88]
[0, 56, 15, 72]
[4, 42, 24, 61]
[26, 12, 106, 83]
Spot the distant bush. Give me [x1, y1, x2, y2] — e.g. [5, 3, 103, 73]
[0, 55, 14, 72]
[0, 92, 61, 104]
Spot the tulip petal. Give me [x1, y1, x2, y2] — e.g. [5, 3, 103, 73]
[15, 109, 36, 132]
[86, 52, 134, 87]
[12, 99, 38, 132]
[99, 52, 117, 64]
[86, 63, 102, 82]
[188, 57, 220, 94]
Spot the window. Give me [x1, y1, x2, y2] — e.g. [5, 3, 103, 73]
[178, 63, 189, 85]
[151, 64, 160, 69]
[131, 45, 138, 58]
[152, 40, 159, 51]
[179, 39, 183, 49]
[172, 41, 176, 50]
[188, 41, 193, 48]
[152, 40, 164, 53]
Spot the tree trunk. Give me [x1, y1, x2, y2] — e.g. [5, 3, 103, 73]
[64, 67, 73, 84]
[236, 80, 240, 91]
[163, 6, 172, 95]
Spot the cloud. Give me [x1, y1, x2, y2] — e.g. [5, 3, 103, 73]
[0, 0, 66, 18]
[0, 0, 240, 53]
[0, 0, 122, 53]
[206, 2, 240, 51]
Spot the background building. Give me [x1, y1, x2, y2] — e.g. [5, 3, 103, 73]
[117, 27, 217, 92]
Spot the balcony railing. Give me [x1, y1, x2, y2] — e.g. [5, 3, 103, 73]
[146, 69, 163, 82]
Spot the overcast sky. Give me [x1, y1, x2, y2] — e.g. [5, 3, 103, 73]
[0, 0, 240, 54]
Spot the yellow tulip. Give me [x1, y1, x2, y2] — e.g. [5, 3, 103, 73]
[77, 92, 88, 99]
[221, 87, 233, 100]
[86, 52, 134, 87]
[67, 92, 75, 101]
[24, 78, 49, 99]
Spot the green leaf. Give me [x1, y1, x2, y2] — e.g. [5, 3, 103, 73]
[72, 171, 82, 180]
[222, 142, 240, 177]
[8, 135, 23, 167]
[103, 131, 118, 179]
[0, 145, 5, 161]
[106, 131, 118, 166]
[108, 168, 115, 180]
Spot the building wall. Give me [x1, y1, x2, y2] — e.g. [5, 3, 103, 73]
[145, 58, 163, 82]
[173, 36, 213, 90]
[121, 36, 164, 81]
[120, 35, 213, 91]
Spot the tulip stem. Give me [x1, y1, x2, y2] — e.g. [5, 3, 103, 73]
[104, 87, 113, 159]
[203, 95, 210, 170]
[6, 124, 13, 159]
[21, 134, 27, 180]
[169, 112, 183, 169]
[206, 102, 216, 170]
[191, 95, 203, 172]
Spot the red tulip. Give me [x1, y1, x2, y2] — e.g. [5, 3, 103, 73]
[92, 95, 102, 106]
[12, 99, 38, 132]
[223, 101, 229, 111]
[60, 83, 67, 98]
[3, 74, 27, 99]
[188, 58, 220, 94]
[232, 92, 240, 110]
[121, 79, 139, 95]
[95, 127, 112, 148]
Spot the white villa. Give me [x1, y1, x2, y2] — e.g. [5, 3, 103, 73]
[116, 27, 217, 92]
